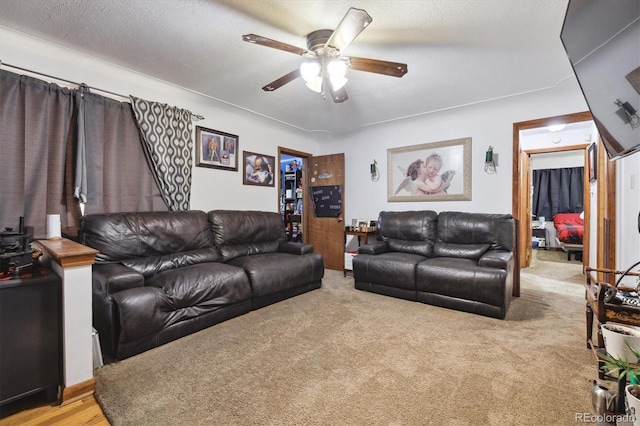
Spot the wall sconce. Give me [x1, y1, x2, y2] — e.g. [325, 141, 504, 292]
[615, 99, 640, 128]
[370, 160, 380, 182]
[485, 146, 497, 174]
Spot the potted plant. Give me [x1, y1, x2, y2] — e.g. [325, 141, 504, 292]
[599, 341, 640, 424]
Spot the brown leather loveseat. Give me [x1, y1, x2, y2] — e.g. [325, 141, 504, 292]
[353, 210, 515, 319]
[80, 210, 324, 361]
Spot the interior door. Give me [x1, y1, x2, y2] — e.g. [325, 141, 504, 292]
[306, 153, 345, 271]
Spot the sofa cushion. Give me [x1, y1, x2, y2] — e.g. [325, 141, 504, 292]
[433, 243, 490, 260]
[122, 247, 221, 278]
[436, 211, 515, 251]
[145, 263, 252, 327]
[416, 257, 508, 307]
[353, 251, 427, 290]
[208, 210, 287, 261]
[227, 252, 324, 298]
[80, 210, 214, 262]
[376, 210, 438, 256]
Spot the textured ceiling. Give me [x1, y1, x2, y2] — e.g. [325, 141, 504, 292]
[0, 0, 575, 133]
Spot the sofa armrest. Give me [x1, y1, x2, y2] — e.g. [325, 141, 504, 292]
[358, 240, 389, 255]
[93, 263, 145, 295]
[478, 250, 513, 270]
[112, 286, 165, 348]
[278, 241, 314, 255]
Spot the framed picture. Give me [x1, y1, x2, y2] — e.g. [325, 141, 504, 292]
[243, 151, 276, 187]
[195, 126, 238, 171]
[588, 142, 597, 182]
[388, 137, 472, 202]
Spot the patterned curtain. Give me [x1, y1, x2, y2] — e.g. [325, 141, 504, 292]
[129, 96, 193, 211]
[81, 92, 167, 216]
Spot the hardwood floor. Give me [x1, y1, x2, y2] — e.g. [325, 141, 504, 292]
[0, 396, 109, 426]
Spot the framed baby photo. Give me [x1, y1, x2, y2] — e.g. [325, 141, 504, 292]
[243, 151, 276, 187]
[195, 126, 238, 171]
[387, 137, 472, 202]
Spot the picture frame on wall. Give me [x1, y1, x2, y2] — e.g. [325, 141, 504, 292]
[243, 151, 276, 187]
[588, 142, 597, 182]
[195, 126, 238, 171]
[387, 137, 472, 202]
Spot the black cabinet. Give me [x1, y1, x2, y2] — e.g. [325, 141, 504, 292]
[0, 265, 61, 414]
[532, 227, 547, 249]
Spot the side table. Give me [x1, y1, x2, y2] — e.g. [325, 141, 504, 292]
[532, 226, 547, 249]
[344, 228, 376, 276]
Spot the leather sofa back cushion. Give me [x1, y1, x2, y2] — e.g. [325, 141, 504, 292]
[377, 210, 438, 256]
[436, 211, 515, 251]
[80, 210, 215, 262]
[433, 242, 491, 260]
[122, 247, 221, 278]
[208, 210, 286, 261]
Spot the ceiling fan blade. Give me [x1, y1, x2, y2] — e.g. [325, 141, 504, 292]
[327, 83, 348, 103]
[347, 57, 408, 78]
[262, 69, 301, 92]
[325, 8, 372, 54]
[242, 34, 309, 56]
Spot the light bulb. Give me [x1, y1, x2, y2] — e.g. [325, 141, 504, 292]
[305, 76, 323, 93]
[547, 124, 566, 132]
[300, 62, 320, 82]
[327, 60, 348, 91]
[330, 75, 348, 91]
[327, 60, 347, 78]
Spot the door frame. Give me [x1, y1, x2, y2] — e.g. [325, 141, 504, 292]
[512, 111, 595, 296]
[278, 147, 312, 244]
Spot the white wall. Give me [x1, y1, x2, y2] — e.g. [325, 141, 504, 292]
[316, 78, 590, 224]
[0, 27, 319, 213]
[617, 153, 640, 279]
[530, 151, 584, 170]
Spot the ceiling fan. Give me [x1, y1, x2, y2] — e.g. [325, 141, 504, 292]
[242, 7, 408, 103]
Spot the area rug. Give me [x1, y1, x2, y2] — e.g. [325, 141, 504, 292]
[95, 258, 594, 425]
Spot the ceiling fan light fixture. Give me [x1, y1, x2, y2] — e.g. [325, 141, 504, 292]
[330, 75, 348, 91]
[327, 60, 347, 78]
[327, 60, 348, 91]
[305, 76, 323, 93]
[300, 61, 321, 83]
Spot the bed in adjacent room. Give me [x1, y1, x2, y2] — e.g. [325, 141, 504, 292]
[553, 212, 584, 261]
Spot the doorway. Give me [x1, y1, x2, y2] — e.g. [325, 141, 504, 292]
[512, 111, 595, 296]
[278, 147, 311, 244]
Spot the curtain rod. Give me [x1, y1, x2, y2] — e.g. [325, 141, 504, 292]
[0, 61, 205, 121]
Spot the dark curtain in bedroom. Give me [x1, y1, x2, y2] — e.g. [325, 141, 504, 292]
[532, 166, 584, 220]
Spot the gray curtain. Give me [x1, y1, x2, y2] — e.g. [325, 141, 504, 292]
[0, 70, 76, 239]
[130, 96, 193, 211]
[80, 92, 167, 215]
[1, 69, 168, 238]
[532, 166, 584, 220]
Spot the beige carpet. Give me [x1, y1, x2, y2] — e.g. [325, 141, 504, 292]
[533, 248, 581, 265]
[95, 252, 595, 425]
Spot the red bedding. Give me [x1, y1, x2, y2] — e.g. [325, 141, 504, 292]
[553, 213, 584, 244]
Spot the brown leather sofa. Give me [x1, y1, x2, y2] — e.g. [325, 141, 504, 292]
[79, 210, 324, 361]
[353, 210, 515, 319]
